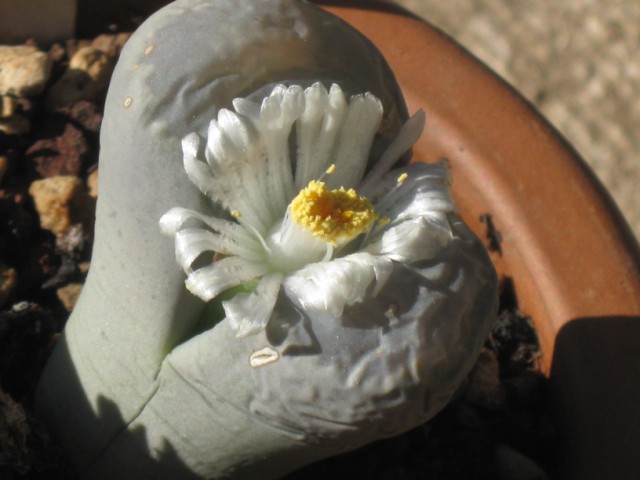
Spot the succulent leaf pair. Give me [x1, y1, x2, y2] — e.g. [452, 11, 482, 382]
[35, 1, 497, 478]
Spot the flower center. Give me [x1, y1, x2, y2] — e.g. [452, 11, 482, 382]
[290, 180, 377, 246]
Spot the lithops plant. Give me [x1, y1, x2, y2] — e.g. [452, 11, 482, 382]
[35, 0, 498, 479]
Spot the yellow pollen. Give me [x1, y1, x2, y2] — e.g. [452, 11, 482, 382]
[325, 164, 336, 175]
[290, 180, 377, 244]
[231, 210, 241, 218]
[397, 173, 409, 184]
[377, 216, 390, 227]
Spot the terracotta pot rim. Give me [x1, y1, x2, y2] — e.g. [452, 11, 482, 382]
[322, 2, 640, 370]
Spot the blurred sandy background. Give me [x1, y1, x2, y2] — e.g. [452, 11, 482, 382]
[395, 0, 639, 242]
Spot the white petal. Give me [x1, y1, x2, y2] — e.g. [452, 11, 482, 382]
[181, 131, 268, 231]
[363, 216, 452, 263]
[295, 82, 329, 188]
[204, 114, 273, 232]
[159, 207, 195, 236]
[175, 228, 264, 270]
[360, 110, 426, 192]
[327, 93, 382, 189]
[385, 180, 455, 223]
[182, 133, 218, 198]
[259, 85, 304, 213]
[232, 97, 261, 121]
[206, 110, 262, 172]
[185, 257, 269, 302]
[284, 252, 392, 318]
[294, 83, 348, 189]
[371, 162, 455, 220]
[223, 273, 284, 337]
[159, 207, 258, 247]
[206, 115, 236, 170]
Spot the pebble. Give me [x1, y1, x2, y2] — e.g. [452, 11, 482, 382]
[0, 115, 30, 135]
[55, 223, 88, 255]
[46, 46, 115, 110]
[87, 168, 99, 198]
[28, 175, 90, 237]
[56, 283, 83, 312]
[0, 96, 33, 135]
[11, 301, 30, 313]
[0, 95, 17, 117]
[64, 39, 93, 60]
[47, 42, 67, 69]
[26, 122, 90, 177]
[56, 100, 103, 133]
[91, 33, 131, 57]
[0, 263, 17, 308]
[0, 46, 51, 97]
[0, 96, 18, 135]
[0, 156, 8, 184]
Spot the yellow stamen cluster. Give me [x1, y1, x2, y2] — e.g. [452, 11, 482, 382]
[290, 180, 377, 244]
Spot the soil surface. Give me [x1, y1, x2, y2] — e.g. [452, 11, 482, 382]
[0, 17, 557, 480]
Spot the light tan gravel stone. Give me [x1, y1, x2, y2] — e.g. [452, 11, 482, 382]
[0, 156, 8, 184]
[28, 175, 90, 236]
[56, 283, 83, 312]
[0, 95, 17, 117]
[87, 168, 99, 199]
[0, 46, 51, 97]
[0, 263, 17, 308]
[46, 46, 115, 109]
[91, 33, 131, 57]
[0, 114, 30, 135]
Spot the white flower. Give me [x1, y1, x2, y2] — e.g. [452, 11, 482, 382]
[160, 83, 456, 338]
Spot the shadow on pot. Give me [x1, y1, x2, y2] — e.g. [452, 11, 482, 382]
[550, 315, 640, 480]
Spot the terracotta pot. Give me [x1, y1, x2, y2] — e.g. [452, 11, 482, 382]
[314, 1, 640, 479]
